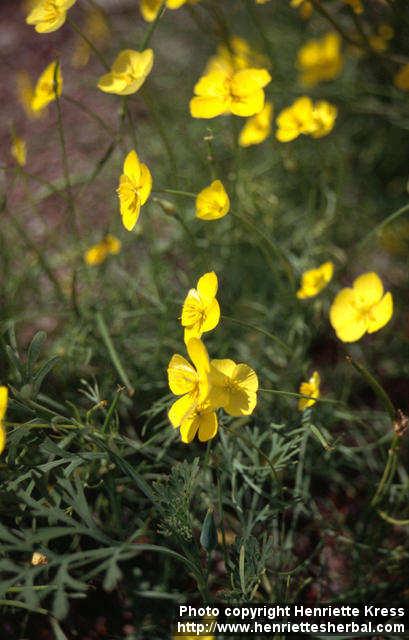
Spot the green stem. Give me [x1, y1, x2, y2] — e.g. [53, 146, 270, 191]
[67, 16, 110, 70]
[139, 1, 166, 51]
[358, 202, 409, 248]
[156, 188, 196, 198]
[62, 94, 116, 136]
[96, 312, 135, 396]
[371, 433, 399, 507]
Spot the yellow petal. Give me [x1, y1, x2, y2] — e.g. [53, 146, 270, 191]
[167, 354, 197, 395]
[233, 363, 259, 394]
[97, 72, 128, 94]
[197, 411, 218, 442]
[124, 150, 141, 184]
[0, 386, 8, 423]
[352, 272, 384, 307]
[367, 292, 393, 334]
[139, 163, 153, 205]
[329, 287, 367, 342]
[189, 96, 230, 119]
[201, 299, 220, 333]
[197, 271, 218, 304]
[169, 393, 197, 427]
[0, 423, 5, 456]
[180, 411, 200, 443]
[196, 180, 230, 220]
[230, 88, 265, 117]
[230, 68, 271, 97]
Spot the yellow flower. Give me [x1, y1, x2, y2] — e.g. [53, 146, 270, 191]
[181, 272, 220, 343]
[174, 404, 218, 444]
[207, 36, 268, 75]
[394, 64, 409, 91]
[0, 386, 8, 455]
[117, 150, 152, 231]
[98, 49, 154, 96]
[209, 359, 258, 417]
[31, 61, 63, 114]
[343, 0, 363, 14]
[298, 371, 320, 411]
[330, 272, 393, 342]
[239, 102, 273, 147]
[369, 24, 394, 53]
[11, 136, 27, 167]
[26, 0, 76, 33]
[190, 67, 271, 119]
[140, 0, 199, 22]
[196, 180, 230, 220]
[290, 0, 313, 19]
[297, 261, 333, 299]
[297, 33, 343, 87]
[276, 97, 337, 142]
[84, 235, 121, 266]
[71, 8, 110, 68]
[310, 100, 337, 138]
[17, 71, 41, 119]
[167, 338, 213, 442]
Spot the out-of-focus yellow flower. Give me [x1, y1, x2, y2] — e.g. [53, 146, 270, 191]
[255, 0, 270, 4]
[298, 371, 320, 411]
[196, 180, 230, 220]
[0, 386, 8, 455]
[310, 100, 338, 138]
[394, 64, 409, 91]
[209, 359, 258, 417]
[117, 150, 152, 231]
[31, 551, 48, 566]
[297, 33, 343, 86]
[181, 272, 220, 343]
[344, 0, 363, 14]
[140, 0, 199, 22]
[290, 0, 313, 19]
[71, 8, 110, 68]
[239, 102, 273, 147]
[98, 49, 153, 96]
[31, 61, 63, 114]
[330, 272, 393, 342]
[11, 135, 27, 167]
[297, 261, 333, 299]
[26, 0, 76, 33]
[276, 97, 337, 142]
[190, 67, 271, 119]
[84, 235, 121, 266]
[17, 71, 41, 119]
[207, 36, 268, 75]
[369, 24, 394, 53]
[168, 338, 212, 442]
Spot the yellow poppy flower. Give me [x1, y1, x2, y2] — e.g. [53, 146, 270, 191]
[71, 8, 110, 68]
[167, 338, 211, 433]
[26, 0, 76, 33]
[206, 36, 268, 75]
[11, 136, 27, 167]
[84, 235, 121, 266]
[31, 61, 63, 114]
[394, 64, 409, 91]
[196, 180, 230, 220]
[209, 359, 258, 417]
[177, 404, 218, 444]
[297, 261, 334, 299]
[276, 97, 337, 142]
[190, 67, 271, 119]
[17, 71, 41, 119]
[310, 100, 337, 138]
[329, 272, 393, 342]
[297, 33, 343, 87]
[98, 49, 154, 96]
[117, 150, 152, 231]
[275, 96, 314, 142]
[0, 386, 8, 455]
[291, 0, 313, 19]
[298, 371, 320, 411]
[140, 0, 199, 22]
[181, 272, 220, 343]
[239, 102, 273, 147]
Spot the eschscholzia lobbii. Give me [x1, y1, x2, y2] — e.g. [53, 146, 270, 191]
[297, 261, 334, 299]
[98, 49, 153, 96]
[239, 102, 273, 147]
[26, 0, 76, 33]
[276, 96, 337, 142]
[181, 272, 220, 343]
[140, 0, 199, 22]
[297, 33, 343, 87]
[30, 61, 63, 115]
[84, 235, 121, 266]
[117, 150, 152, 231]
[196, 180, 230, 221]
[167, 338, 259, 443]
[329, 272, 393, 342]
[298, 371, 320, 411]
[11, 135, 27, 167]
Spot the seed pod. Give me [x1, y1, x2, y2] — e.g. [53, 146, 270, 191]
[200, 507, 218, 552]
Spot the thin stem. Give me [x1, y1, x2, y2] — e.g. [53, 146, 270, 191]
[221, 314, 290, 353]
[139, 1, 166, 50]
[62, 94, 116, 136]
[371, 434, 399, 507]
[155, 188, 197, 198]
[96, 312, 135, 396]
[357, 201, 409, 249]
